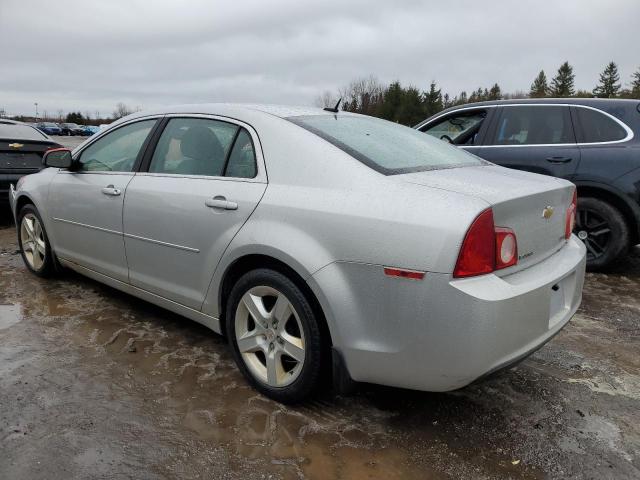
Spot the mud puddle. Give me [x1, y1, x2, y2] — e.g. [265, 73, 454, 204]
[0, 221, 638, 479]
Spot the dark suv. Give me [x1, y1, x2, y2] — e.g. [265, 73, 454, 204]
[416, 98, 640, 270]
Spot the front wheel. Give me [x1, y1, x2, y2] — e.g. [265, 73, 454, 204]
[226, 269, 327, 403]
[574, 197, 629, 271]
[17, 204, 56, 277]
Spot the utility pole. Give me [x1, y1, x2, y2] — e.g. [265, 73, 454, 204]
[34, 102, 39, 121]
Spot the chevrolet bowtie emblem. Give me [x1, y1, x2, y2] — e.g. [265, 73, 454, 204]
[542, 206, 554, 219]
[8, 143, 24, 149]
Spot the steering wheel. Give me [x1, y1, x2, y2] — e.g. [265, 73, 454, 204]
[440, 134, 454, 144]
[83, 158, 112, 171]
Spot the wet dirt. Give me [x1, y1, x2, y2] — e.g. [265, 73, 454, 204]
[0, 209, 638, 479]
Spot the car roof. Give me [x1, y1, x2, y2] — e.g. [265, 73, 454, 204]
[0, 121, 53, 142]
[120, 103, 352, 125]
[436, 97, 640, 114]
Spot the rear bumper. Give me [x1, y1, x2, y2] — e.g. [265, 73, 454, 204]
[310, 236, 586, 392]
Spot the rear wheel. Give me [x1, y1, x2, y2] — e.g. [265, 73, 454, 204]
[226, 268, 326, 403]
[17, 204, 56, 277]
[574, 197, 629, 271]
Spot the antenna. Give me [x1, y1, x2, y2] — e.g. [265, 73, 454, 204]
[323, 98, 342, 113]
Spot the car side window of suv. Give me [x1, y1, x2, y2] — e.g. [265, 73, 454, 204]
[149, 118, 240, 177]
[492, 106, 574, 145]
[78, 119, 156, 172]
[421, 110, 487, 145]
[573, 107, 627, 143]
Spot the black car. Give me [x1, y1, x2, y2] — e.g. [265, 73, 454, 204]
[416, 98, 640, 270]
[58, 122, 86, 136]
[0, 120, 62, 203]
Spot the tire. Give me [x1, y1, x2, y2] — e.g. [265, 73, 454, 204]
[226, 268, 327, 404]
[575, 197, 629, 271]
[17, 204, 56, 277]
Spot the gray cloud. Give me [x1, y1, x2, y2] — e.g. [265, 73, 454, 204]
[1, 0, 638, 117]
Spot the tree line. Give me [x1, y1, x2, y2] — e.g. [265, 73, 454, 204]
[317, 61, 640, 127]
[9, 102, 140, 124]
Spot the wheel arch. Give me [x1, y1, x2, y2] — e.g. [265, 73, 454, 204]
[14, 193, 36, 217]
[575, 182, 640, 245]
[216, 253, 333, 347]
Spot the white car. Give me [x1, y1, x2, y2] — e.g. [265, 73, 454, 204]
[10, 104, 586, 403]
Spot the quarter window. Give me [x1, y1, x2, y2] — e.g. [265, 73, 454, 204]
[149, 118, 241, 177]
[492, 106, 574, 145]
[225, 129, 257, 178]
[78, 120, 156, 172]
[573, 107, 627, 143]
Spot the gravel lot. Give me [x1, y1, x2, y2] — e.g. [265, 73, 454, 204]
[0, 189, 638, 478]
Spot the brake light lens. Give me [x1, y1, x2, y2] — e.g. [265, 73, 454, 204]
[565, 189, 577, 240]
[453, 208, 518, 278]
[453, 209, 495, 278]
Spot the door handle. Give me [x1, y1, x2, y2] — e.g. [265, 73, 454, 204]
[546, 156, 572, 164]
[205, 196, 238, 210]
[101, 185, 122, 196]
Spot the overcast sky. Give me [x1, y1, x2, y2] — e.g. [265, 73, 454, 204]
[1, 0, 638, 118]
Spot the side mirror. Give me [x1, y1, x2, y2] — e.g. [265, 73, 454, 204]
[43, 148, 73, 168]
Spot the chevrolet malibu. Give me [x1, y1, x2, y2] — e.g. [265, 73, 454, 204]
[10, 104, 586, 403]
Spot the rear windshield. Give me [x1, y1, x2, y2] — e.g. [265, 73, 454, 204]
[0, 124, 48, 141]
[287, 114, 487, 175]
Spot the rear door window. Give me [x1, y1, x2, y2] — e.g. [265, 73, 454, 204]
[420, 110, 487, 145]
[573, 107, 628, 143]
[491, 106, 574, 145]
[149, 118, 238, 177]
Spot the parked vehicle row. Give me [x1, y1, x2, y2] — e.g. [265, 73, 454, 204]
[35, 122, 98, 136]
[416, 98, 640, 270]
[10, 104, 586, 403]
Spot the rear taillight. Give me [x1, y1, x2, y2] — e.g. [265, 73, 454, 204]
[565, 189, 577, 240]
[453, 208, 518, 278]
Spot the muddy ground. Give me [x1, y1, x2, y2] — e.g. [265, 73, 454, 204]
[0, 208, 638, 480]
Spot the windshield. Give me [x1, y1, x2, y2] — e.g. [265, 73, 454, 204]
[287, 114, 487, 175]
[43, 123, 58, 127]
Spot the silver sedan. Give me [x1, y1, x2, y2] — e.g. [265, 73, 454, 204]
[9, 104, 586, 403]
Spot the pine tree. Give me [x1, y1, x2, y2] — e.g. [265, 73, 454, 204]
[551, 61, 575, 97]
[631, 66, 640, 99]
[423, 82, 443, 116]
[488, 83, 502, 100]
[380, 81, 403, 121]
[529, 70, 549, 98]
[593, 61, 621, 98]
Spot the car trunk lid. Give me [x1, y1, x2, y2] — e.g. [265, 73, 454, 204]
[0, 140, 53, 173]
[400, 165, 575, 272]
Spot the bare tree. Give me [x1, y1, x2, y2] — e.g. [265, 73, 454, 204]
[503, 90, 528, 100]
[314, 90, 338, 109]
[339, 75, 385, 115]
[112, 102, 133, 120]
[57, 109, 64, 122]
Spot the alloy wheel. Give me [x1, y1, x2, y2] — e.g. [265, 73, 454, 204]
[574, 207, 611, 261]
[234, 286, 306, 387]
[20, 213, 46, 270]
